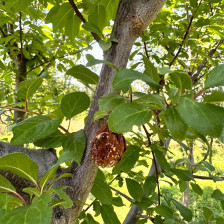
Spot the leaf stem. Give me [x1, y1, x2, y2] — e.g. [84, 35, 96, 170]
[142, 124, 161, 206]
[14, 192, 27, 205]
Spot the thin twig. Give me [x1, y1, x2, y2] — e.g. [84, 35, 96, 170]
[191, 40, 223, 82]
[110, 186, 134, 203]
[193, 175, 224, 181]
[144, 42, 150, 59]
[0, 106, 69, 134]
[169, 0, 202, 67]
[19, 12, 24, 63]
[25, 45, 92, 75]
[0, 27, 6, 37]
[194, 88, 205, 99]
[68, 0, 101, 42]
[142, 125, 161, 206]
[85, 174, 120, 212]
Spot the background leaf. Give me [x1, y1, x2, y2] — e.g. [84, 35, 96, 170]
[112, 68, 161, 91]
[0, 174, 16, 194]
[91, 178, 112, 205]
[66, 65, 99, 85]
[125, 178, 142, 201]
[59, 130, 86, 165]
[99, 94, 128, 112]
[61, 92, 90, 119]
[0, 153, 38, 184]
[108, 102, 152, 133]
[11, 116, 61, 145]
[17, 77, 43, 100]
[100, 204, 121, 224]
[176, 97, 224, 137]
[113, 145, 140, 174]
[0, 195, 52, 224]
[172, 199, 193, 221]
[205, 64, 224, 89]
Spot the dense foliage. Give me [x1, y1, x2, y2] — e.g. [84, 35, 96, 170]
[0, 0, 224, 223]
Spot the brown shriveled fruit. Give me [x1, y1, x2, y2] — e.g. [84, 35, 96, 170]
[91, 124, 126, 167]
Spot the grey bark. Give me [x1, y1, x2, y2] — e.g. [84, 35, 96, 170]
[182, 141, 194, 207]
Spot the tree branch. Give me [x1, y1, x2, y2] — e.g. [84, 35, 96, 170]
[110, 186, 134, 203]
[0, 27, 6, 37]
[169, 0, 202, 67]
[68, 0, 101, 42]
[191, 40, 223, 83]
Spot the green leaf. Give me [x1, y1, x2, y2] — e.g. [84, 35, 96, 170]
[176, 97, 224, 137]
[126, 178, 142, 201]
[0, 195, 52, 224]
[88, 4, 107, 31]
[164, 106, 187, 140]
[179, 180, 187, 192]
[101, 0, 119, 20]
[155, 205, 173, 219]
[53, 186, 73, 209]
[52, 3, 73, 31]
[86, 214, 100, 224]
[17, 77, 43, 100]
[203, 207, 214, 221]
[205, 64, 224, 89]
[65, 15, 81, 40]
[66, 65, 99, 85]
[99, 40, 112, 51]
[100, 204, 121, 224]
[112, 145, 140, 174]
[211, 189, 224, 201]
[142, 55, 160, 83]
[82, 22, 103, 38]
[202, 161, 215, 172]
[112, 68, 161, 91]
[171, 168, 194, 181]
[143, 175, 156, 197]
[5, 0, 32, 12]
[0, 174, 16, 194]
[153, 149, 170, 172]
[190, 183, 203, 195]
[11, 116, 61, 145]
[59, 130, 86, 165]
[169, 71, 192, 94]
[23, 187, 40, 198]
[0, 153, 38, 184]
[108, 102, 152, 133]
[99, 94, 128, 112]
[94, 111, 108, 122]
[203, 91, 224, 103]
[39, 165, 59, 191]
[112, 197, 124, 207]
[91, 178, 112, 204]
[172, 199, 193, 221]
[60, 92, 90, 119]
[87, 58, 119, 71]
[135, 94, 165, 110]
[159, 67, 172, 74]
[0, 193, 22, 211]
[34, 130, 64, 148]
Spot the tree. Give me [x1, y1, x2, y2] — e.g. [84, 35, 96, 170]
[0, 0, 224, 224]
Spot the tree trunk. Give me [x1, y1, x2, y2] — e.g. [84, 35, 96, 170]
[14, 54, 27, 122]
[182, 141, 194, 207]
[52, 1, 166, 223]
